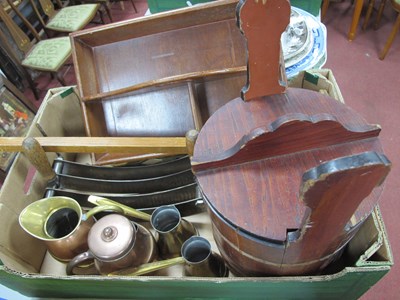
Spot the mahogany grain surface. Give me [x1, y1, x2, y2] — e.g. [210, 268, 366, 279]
[193, 88, 385, 241]
[191, 1, 390, 275]
[70, 0, 247, 165]
[192, 88, 389, 275]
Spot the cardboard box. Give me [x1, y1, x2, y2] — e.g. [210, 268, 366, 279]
[0, 80, 393, 298]
[288, 69, 345, 102]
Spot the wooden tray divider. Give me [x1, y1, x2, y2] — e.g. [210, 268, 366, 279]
[71, 39, 101, 100]
[187, 81, 203, 131]
[80, 67, 247, 102]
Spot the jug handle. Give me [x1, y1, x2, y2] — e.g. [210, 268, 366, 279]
[66, 251, 95, 275]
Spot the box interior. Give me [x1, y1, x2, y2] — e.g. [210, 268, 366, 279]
[0, 86, 393, 273]
[0, 84, 394, 299]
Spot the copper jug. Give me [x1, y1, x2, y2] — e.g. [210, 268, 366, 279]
[19, 196, 126, 262]
[67, 214, 158, 275]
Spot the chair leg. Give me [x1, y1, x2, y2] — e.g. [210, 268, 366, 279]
[130, 0, 137, 13]
[379, 12, 400, 59]
[25, 72, 40, 100]
[53, 72, 67, 86]
[374, 0, 387, 29]
[98, 9, 106, 24]
[102, 2, 113, 22]
[363, 0, 376, 30]
[321, 0, 330, 20]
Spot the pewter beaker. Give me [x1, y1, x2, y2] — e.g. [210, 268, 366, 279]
[150, 205, 198, 259]
[109, 236, 229, 277]
[181, 236, 229, 277]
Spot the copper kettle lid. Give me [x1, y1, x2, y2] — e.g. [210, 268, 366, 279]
[88, 214, 135, 261]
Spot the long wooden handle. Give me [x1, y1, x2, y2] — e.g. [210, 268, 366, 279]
[0, 137, 188, 154]
[185, 129, 199, 157]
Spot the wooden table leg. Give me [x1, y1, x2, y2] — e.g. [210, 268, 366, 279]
[348, 0, 364, 41]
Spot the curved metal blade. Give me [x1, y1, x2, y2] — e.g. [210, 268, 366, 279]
[45, 182, 199, 209]
[53, 155, 191, 180]
[54, 169, 195, 194]
[45, 185, 204, 216]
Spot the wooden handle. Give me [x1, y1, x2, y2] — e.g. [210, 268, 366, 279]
[283, 152, 391, 264]
[185, 129, 199, 156]
[21, 137, 56, 181]
[237, 0, 291, 100]
[0, 137, 187, 154]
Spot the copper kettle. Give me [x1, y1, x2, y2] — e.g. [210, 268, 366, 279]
[67, 213, 158, 275]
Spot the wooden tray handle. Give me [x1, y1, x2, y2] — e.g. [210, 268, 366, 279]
[284, 151, 391, 264]
[237, 0, 291, 100]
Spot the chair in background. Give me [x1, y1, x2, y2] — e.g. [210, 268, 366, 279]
[362, 0, 378, 30]
[0, 30, 40, 99]
[74, 0, 113, 22]
[0, 2, 72, 89]
[28, 0, 103, 35]
[321, 0, 331, 20]
[362, 0, 392, 29]
[321, 0, 355, 20]
[321, 0, 368, 41]
[325, 0, 398, 59]
[374, 0, 400, 59]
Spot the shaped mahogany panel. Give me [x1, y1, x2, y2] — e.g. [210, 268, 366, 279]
[192, 113, 380, 172]
[193, 92, 386, 242]
[191, 0, 391, 276]
[236, 0, 290, 100]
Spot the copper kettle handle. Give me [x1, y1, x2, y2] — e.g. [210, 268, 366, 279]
[66, 251, 95, 275]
